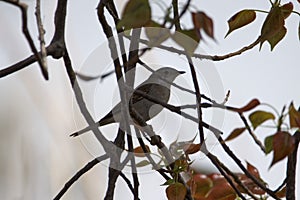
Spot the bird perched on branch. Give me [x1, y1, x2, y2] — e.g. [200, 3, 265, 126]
[71, 67, 185, 137]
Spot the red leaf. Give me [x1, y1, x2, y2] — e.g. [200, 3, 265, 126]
[192, 12, 214, 39]
[184, 143, 201, 155]
[206, 183, 236, 200]
[188, 174, 213, 198]
[133, 145, 150, 157]
[246, 162, 260, 179]
[233, 99, 260, 113]
[166, 183, 187, 200]
[281, 2, 293, 19]
[237, 173, 266, 195]
[225, 10, 256, 37]
[271, 131, 295, 167]
[275, 186, 286, 198]
[289, 102, 300, 129]
[225, 127, 246, 141]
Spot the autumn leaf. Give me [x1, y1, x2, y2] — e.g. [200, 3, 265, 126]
[260, 5, 285, 49]
[187, 174, 213, 198]
[117, 0, 151, 30]
[246, 162, 260, 179]
[249, 110, 275, 130]
[270, 131, 295, 167]
[281, 2, 293, 19]
[288, 102, 300, 129]
[232, 99, 260, 113]
[184, 143, 201, 155]
[133, 145, 150, 157]
[192, 12, 214, 40]
[225, 127, 246, 141]
[206, 183, 236, 200]
[268, 26, 287, 51]
[225, 10, 256, 37]
[166, 182, 187, 200]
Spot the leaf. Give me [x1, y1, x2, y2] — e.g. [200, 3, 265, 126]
[249, 110, 275, 130]
[270, 131, 295, 167]
[206, 183, 236, 200]
[145, 21, 170, 47]
[166, 183, 187, 200]
[267, 26, 287, 51]
[275, 186, 286, 198]
[117, 0, 151, 30]
[171, 29, 200, 56]
[135, 160, 150, 167]
[233, 99, 260, 113]
[161, 178, 175, 186]
[184, 143, 201, 155]
[264, 135, 274, 154]
[260, 5, 285, 49]
[187, 174, 213, 198]
[225, 127, 246, 141]
[288, 102, 300, 129]
[237, 173, 266, 195]
[225, 10, 256, 37]
[192, 12, 214, 39]
[246, 162, 260, 179]
[281, 2, 293, 19]
[133, 145, 150, 157]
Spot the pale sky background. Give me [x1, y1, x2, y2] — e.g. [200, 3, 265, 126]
[0, 0, 299, 199]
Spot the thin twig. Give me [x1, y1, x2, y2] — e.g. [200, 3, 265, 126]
[53, 155, 109, 200]
[239, 113, 266, 153]
[186, 55, 205, 143]
[35, 0, 48, 78]
[1, 0, 48, 79]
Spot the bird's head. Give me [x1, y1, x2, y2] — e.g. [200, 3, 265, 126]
[150, 67, 185, 83]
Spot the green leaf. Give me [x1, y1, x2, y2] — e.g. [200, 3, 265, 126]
[264, 135, 273, 154]
[192, 12, 215, 40]
[270, 131, 295, 167]
[267, 26, 287, 51]
[166, 183, 187, 200]
[135, 160, 150, 167]
[249, 110, 275, 130]
[225, 127, 246, 141]
[117, 0, 151, 30]
[171, 29, 200, 56]
[260, 5, 285, 49]
[288, 102, 300, 129]
[161, 178, 175, 186]
[225, 10, 256, 37]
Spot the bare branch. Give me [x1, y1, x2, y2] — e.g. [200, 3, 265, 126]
[1, 0, 48, 79]
[35, 0, 48, 78]
[53, 155, 109, 200]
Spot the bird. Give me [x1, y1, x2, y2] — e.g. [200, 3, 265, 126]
[70, 67, 185, 137]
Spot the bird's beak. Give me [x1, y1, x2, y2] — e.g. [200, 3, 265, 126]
[179, 71, 185, 74]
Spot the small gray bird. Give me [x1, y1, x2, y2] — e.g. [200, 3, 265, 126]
[71, 67, 185, 137]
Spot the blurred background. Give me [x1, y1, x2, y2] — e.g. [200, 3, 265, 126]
[0, 0, 299, 199]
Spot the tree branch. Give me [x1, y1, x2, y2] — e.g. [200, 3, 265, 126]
[53, 155, 109, 200]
